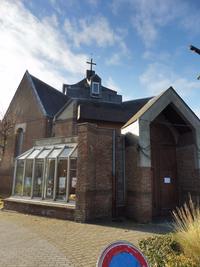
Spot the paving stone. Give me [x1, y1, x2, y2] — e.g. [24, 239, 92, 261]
[0, 210, 171, 266]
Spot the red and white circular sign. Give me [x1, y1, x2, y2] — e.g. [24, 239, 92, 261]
[97, 241, 149, 267]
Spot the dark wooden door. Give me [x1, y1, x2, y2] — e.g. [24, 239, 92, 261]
[159, 145, 177, 216]
[151, 123, 178, 217]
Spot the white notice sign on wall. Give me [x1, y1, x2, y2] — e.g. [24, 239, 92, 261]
[164, 177, 171, 184]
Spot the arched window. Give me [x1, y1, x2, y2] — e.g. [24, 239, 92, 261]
[15, 128, 24, 157]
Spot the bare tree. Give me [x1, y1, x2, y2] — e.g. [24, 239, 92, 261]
[0, 114, 16, 156]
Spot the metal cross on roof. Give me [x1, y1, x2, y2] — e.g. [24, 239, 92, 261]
[86, 58, 96, 71]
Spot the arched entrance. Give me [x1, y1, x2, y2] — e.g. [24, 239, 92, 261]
[151, 121, 178, 217]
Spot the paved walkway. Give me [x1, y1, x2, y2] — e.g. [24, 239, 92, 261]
[0, 210, 171, 266]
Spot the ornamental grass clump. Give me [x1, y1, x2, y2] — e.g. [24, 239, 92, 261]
[173, 195, 200, 264]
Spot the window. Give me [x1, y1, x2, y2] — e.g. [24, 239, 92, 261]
[13, 144, 77, 204]
[69, 158, 77, 201]
[15, 128, 24, 157]
[92, 82, 100, 95]
[33, 160, 43, 198]
[14, 160, 24, 195]
[56, 159, 68, 200]
[23, 160, 33, 197]
[45, 159, 55, 199]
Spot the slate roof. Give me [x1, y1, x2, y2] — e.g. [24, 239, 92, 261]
[77, 97, 152, 123]
[30, 74, 69, 117]
[66, 78, 117, 93]
[27, 71, 152, 123]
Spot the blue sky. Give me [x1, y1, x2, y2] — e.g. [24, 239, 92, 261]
[0, 0, 200, 118]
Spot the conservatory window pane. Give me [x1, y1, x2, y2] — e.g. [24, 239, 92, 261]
[37, 149, 51, 159]
[59, 147, 73, 158]
[56, 159, 67, 200]
[48, 148, 62, 158]
[33, 160, 43, 198]
[46, 159, 55, 199]
[69, 158, 77, 202]
[23, 160, 33, 197]
[70, 148, 77, 158]
[27, 149, 41, 159]
[14, 160, 24, 195]
[18, 150, 32, 160]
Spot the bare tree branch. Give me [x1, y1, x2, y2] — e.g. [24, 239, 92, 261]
[0, 114, 16, 155]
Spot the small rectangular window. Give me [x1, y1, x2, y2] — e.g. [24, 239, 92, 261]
[92, 82, 99, 95]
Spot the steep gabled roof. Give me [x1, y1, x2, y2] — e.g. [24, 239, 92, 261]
[29, 73, 68, 117]
[122, 86, 200, 128]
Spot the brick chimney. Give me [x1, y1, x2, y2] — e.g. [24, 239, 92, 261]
[86, 70, 95, 80]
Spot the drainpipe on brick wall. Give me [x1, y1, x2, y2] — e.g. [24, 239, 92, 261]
[112, 129, 117, 218]
[123, 136, 126, 205]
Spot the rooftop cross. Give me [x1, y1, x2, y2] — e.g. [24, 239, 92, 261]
[86, 58, 96, 71]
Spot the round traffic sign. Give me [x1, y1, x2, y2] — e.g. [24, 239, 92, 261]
[97, 241, 149, 267]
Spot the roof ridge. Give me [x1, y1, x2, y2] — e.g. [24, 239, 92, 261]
[26, 72, 47, 116]
[122, 97, 153, 104]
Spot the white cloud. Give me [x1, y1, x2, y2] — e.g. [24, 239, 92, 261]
[139, 63, 200, 96]
[87, 0, 99, 6]
[111, 0, 189, 47]
[131, 0, 185, 47]
[0, 0, 88, 117]
[193, 108, 200, 119]
[105, 77, 120, 92]
[64, 16, 129, 65]
[106, 53, 121, 66]
[64, 16, 122, 47]
[105, 77, 132, 101]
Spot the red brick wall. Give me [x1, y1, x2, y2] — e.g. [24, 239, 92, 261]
[125, 143, 152, 222]
[0, 75, 49, 195]
[75, 123, 113, 222]
[115, 133, 125, 213]
[177, 144, 200, 203]
[54, 119, 77, 137]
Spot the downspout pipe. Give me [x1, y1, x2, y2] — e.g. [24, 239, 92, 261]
[123, 135, 126, 205]
[112, 129, 116, 218]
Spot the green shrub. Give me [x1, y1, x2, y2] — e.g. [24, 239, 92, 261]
[139, 235, 177, 267]
[139, 234, 196, 267]
[166, 254, 197, 267]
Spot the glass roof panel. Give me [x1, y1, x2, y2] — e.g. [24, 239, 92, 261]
[59, 147, 73, 158]
[48, 147, 62, 158]
[37, 148, 51, 159]
[18, 149, 32, 160]
[27, 149, 41, 159]
[16, 144, 77, 160]
[70, 147, 77, 158]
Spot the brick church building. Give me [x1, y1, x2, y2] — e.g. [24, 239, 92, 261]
[0, 65, 200, 223]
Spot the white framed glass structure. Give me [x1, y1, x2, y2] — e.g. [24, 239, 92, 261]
[12, 144, 78, 204]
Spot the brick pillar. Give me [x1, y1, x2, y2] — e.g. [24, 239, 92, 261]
[75, 123, 113, 222]
[126, 144, 152, 223]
